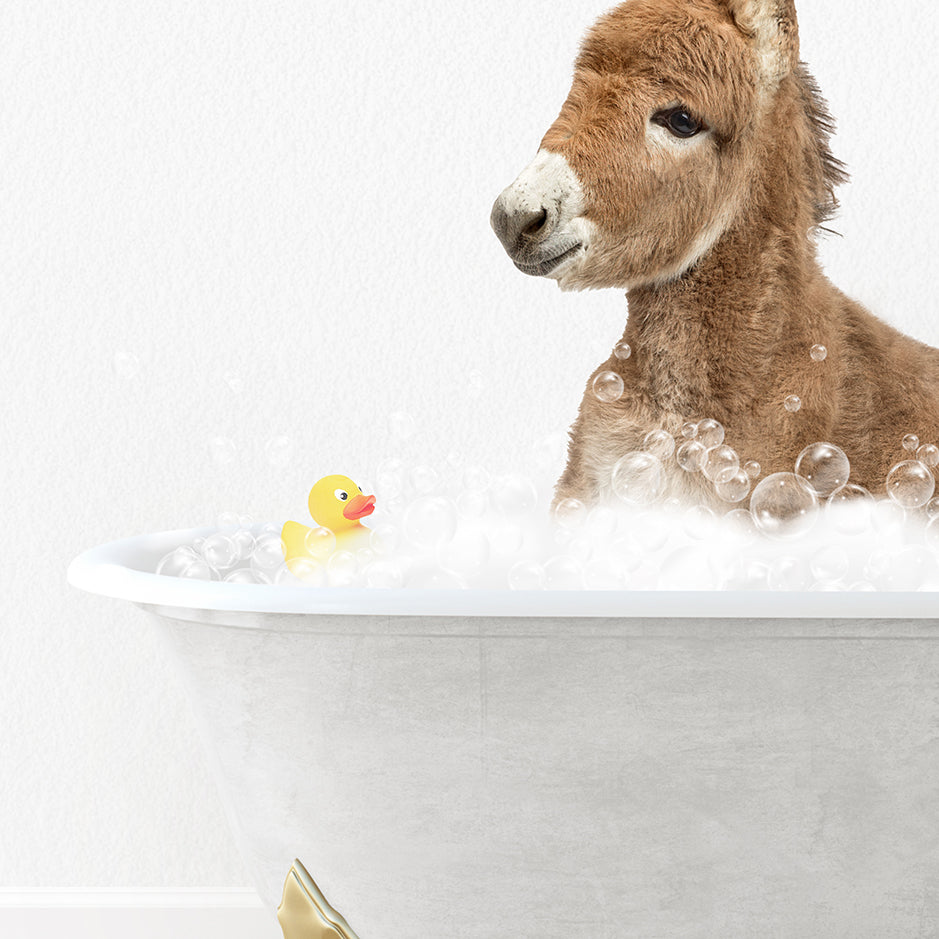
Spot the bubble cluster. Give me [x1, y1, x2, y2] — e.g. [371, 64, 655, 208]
[157, 412, 939, 593]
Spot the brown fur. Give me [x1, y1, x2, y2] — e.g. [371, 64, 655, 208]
[507, 0, 939, 506]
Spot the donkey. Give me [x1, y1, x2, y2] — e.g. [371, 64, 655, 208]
[491, 0, 939, 508]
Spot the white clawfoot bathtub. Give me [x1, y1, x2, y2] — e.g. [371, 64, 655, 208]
[69, 529, 939, 937]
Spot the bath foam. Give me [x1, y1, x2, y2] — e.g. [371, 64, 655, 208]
[155, 484, 939, 593]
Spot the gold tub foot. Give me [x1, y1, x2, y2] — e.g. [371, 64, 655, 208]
[277, 858, 362, 939]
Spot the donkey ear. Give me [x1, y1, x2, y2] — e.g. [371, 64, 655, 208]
[725, 0, 799, 87]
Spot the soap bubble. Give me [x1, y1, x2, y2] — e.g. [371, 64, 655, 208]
[611, 452, 665, 505]
[553, 497, 587, 529]
[466, 369, 485, 400]
[744, 460, 761, 479]
[403, 496, 458, 549]
[326, 550, 358, 586]
[277, 559, 323, 586]
[810, 545, 850, 584]
[390, 411, 416, 440]
[826, 483, 875, 533]
[157, 546, 201, 578]
[682, 505, 717, 541]
[658, 545, 714, 590]
[457, 489, 489, 518]
[201, 533, 238, 571]
[112, 349, 140, 378]
[224, 568, 268, 585]
[584, 505, 620, 540]
[489, 521, 525, 556]
[702, 445, 739, 484]
[696, 419, 724, 448]
[492, 474, 538, 515]
[440, 530, 490, 577]
[251, 533, 287, 575]
[534, 433, 567, 472]
[544, 556, 583, 590]
[613, 340, 632, 359]
[723, 558, 770, 591]
[885, 460, 935, 509]
[222, 370, 243, 394]
[715, 469, 751, 503]
[676, 440, 707, 472]
[916, 444, 939, 468]
[868, 546, 934, 591]
[264, 435, 293, 468]
[209, 435, 236, 465]
[810, 344, 827, 362]
[726, 508, 758, 537]
[407, 568, 468, 590]
[231, 529, 257, 561]
[902, 434, 920, 452]
[593, 370, 624, 403]
[375, 458, 406, 498]
[767, 556, 811, 591]
[630, 510, 672, 551]
[369, 523, 400, 556]
[508, 560, 545, 590]
[643, 429, 676, 460]
[304, 526, 337, 560]
[795, 442, 850, 497]
[871, 498, 907, 537]
[681, 421, 698, 439]
[582, 558, 625, 590]
[610, 538, 643, 572]
[927, 497, 939, 521]
[926, 516, 939, 549]
[566, 536, 593, 563]
[784, 395, 802, 412]
[409, 464, 439, 494]
[284, 555, 325, 584]
[750, 472, 819, 538]
[365, 559, 404, 589]
[462, 466, 490, 491]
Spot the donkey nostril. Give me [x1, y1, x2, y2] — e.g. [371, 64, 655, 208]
[523, 207, 549, 238]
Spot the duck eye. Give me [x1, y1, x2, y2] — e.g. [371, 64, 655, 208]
[335, 489, 349, 501]
[653, 107, 705, 139]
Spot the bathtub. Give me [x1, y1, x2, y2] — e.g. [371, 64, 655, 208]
[69, 528, 939, 937]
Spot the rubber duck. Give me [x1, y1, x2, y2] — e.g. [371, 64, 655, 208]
[281, 474, 376, 574]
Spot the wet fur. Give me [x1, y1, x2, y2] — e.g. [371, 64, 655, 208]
[524, 0, 939, 506]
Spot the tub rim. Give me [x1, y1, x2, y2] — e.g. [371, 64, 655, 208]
[67, 527, 939, 620]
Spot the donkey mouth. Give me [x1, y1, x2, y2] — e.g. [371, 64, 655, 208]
[513, 242, 583, 277]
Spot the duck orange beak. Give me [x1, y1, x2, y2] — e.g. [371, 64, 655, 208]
[342, 493, 376, 521]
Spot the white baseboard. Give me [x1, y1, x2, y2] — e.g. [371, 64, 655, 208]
[0, 891, 282, 939]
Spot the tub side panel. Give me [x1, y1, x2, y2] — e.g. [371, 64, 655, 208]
[156, 614, 939, 938]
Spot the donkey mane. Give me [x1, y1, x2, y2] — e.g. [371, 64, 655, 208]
[794, 63, 849, 229]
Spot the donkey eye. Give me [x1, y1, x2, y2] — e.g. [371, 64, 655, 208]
[654, 107, 705, 139]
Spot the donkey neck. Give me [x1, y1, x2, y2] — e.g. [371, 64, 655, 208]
[623, 212, 823, 418]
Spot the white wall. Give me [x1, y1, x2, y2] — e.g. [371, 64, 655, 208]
[1, 0, 937, 897]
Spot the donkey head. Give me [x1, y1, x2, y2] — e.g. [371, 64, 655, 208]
[490, 0, 806, 291]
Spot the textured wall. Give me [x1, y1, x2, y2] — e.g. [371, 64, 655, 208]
[1, 0, 937, 889]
